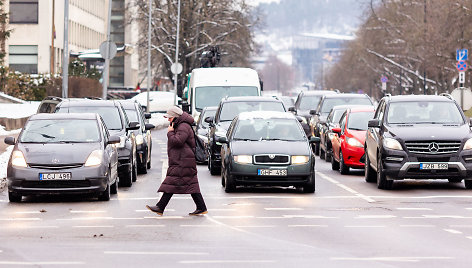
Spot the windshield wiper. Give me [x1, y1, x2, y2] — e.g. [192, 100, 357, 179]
[234, 138, 258, 141]
[349, 128, 365, 131]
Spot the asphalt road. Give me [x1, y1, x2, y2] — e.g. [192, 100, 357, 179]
[1, 128, 472, 267]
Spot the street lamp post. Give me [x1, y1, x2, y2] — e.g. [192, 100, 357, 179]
[173, 0, 181, 96]
[147, 0, 152, 112]
[102, 0, 113, 100]
[62, 0, 69, 98]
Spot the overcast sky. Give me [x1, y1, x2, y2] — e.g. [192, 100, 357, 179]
[246, 0, 280, 6]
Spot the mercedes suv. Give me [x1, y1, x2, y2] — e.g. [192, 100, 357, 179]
[364, 94, 472, 190]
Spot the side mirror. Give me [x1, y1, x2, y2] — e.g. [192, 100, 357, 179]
[309, 109, 316, 115]
[288, 107, 296, 112]
[127, 121, 140, 131]
[309, 136, 320, 143]
[108, 135, 121, 144]
[332, 127, 342, 134]
[218, 136, 228, 144]
[144, 113, 151, 119]
[4, 136, 15, 145]
[295, 116, 304, 123]
[145, 123, 155, 130]
[181, 102, 190, 113]
[204, 116, 215, 126]
[368, 119, 381, 128]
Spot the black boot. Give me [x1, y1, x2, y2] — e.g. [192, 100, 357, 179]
[146, 205, 163, 216]
[189, 209, 208, 216]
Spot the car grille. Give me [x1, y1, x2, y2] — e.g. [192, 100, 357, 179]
[254, 154, 290, 165]
[405, 141, 461, 154]
[28, 164, 83, 170]
[21, 180, 91, 188]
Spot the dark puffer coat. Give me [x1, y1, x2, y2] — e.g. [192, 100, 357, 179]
[158, 112, 201, 194]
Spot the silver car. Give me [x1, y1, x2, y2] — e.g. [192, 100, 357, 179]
[5, 113, 120, 202]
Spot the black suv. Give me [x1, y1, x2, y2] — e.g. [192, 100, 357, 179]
[119, 100, 155, 175]
[309, 93, 373, 155]
[55, 100, 140, 187]
[205, 96, 286, 175]
[364, 94, 472, 190]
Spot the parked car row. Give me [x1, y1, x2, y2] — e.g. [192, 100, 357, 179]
[5, 97, 155, 202]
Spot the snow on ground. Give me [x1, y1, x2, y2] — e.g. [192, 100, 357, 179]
[0, 145, 12, 188]
[0, 102, 40, 119]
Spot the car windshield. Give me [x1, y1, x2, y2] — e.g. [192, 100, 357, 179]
[195, 86, 259, 111]
[125, 109, 139, 123]
[233, 118, 305, 141]
[348, 111, 375, 131]
[199, 109, 216, 128]
[63, 106, 123, 130]
[331, 109, 346, 124]
[299, 95, 322, 110]
[20, 119, 100, 143]
[321, 97, 372, 114]
[387, 101, 464, 125]
[219, 101, 286, 122]
[280, 96, 294, 107]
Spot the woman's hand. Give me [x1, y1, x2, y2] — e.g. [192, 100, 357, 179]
[168, 123, 174, 132]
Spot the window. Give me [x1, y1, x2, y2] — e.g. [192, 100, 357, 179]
[9, 45, 38, 74]
[10, 0, 38, 24]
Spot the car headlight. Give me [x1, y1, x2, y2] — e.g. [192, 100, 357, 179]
[291, 155, 309, 164]
[383, 138, 403, 150]
[234, 155, 252, 164]
[117, 136, 126, 148]
[135, 134, 144, 145]
[346, 137, 363, 148]
[464, 138, 472, 150]
[197, 134, 208, 142]
[11, 150, 27, 167]
[85, 150, 103, 167]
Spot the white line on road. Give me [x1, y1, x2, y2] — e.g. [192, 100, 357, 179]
[125, 225, 165, 228]
[443, 229, 463, 234]
[14, 211, 42, 214]
[135, 209, 175, 212]
[345, 225, 386, 228]
[180, 225, 220, 228]
[212, 216, 254, 219]
[264, 208, 303, 211]
[400, 225, 435, 228]
[14, 226, 59, 229]
[396, 208, 432, 211]
[0, 218, 41, 221]
[70, 210, 107, 214]
[208, 208, 236, 211]
[331, 256, 453, 262]
[449, 225, 472, 228]
[466, 208, 472, 210]
[467, 236, 472, 240]
[288, 225, 328, 227]
[104, 251, 209, 256]
[283, 215, 337, 219]
[0, 261, 84, 265]
[143, 216, 185, 219]
[256, 216, 286, 219]
[355, 215, 396, 219]
[179, 260, 277, 264]
[73, 225, 114, 228]
[234, 225, 276, 228]
[317, 172, 375, 203]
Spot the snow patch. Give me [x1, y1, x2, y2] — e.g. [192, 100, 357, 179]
[0, 102, 40, 119]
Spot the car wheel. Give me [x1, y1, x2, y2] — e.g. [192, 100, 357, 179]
[8, 191, 22, 202]
[221, 166, 226, 187]
[314, 142, 320, 156]
[448, 179, 462, 183]
[119, 163, 133, 187]
[325, 148, 332, 162]
[209, 154, 220, 175]
[364, 153, 377, 183]
[132, 157, 138, 182]
[138, 153, 148, 174]
[224, 168, 236, 193]
[320, 147, 325, 160]
[339, 151, 349, 175]
[147, 150, 152, 169]
[331, 153, 339, 170]
[110, 171, 118, 195]
[303, 173, 315, 193]
[464, 180, 472, 189]
[377, 156, 393, 190]
[98, 181, 111, 201]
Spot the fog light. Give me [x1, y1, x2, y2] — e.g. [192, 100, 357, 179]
[385, 156, 403, 162]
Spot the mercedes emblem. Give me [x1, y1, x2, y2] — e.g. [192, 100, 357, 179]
[428, 142, 439, 153]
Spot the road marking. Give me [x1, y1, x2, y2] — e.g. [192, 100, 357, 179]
[396, 208, 432, 211]
[467, 236, 472, 240]
[466, 208, 472, 210]
[234, 225, 276, 228]
[135, 209, 175, 212]
[0, 218, 41, 221]
[125, 225, 165, 228]
[283, 215, 337, 219]
[70, 210, 107, 214]
[57, 217, 113, 221]
[180, 225, 220, 228]
[208, 208, 236, 211]
[424, 215, 471, 219]
[144, 216, 185, 219]
[264, 208, 303, 211]
[449, 225, 472, 228]
[104, 251, 209, 256]
[355, 215, 396, 219]
[288, 225, 328, 227]
[14, 211, 42, 214]
[331, 257, 453, 262]
[345, 225, 386, 228]
[179, 260, 276, 264]
[400, 225, 435, 228]
[73, 225, 114, 228]
[212, 216, 254, 219]
[256, 216, 287, 219]
[317, 171, 375, 203]
[443, 229, 462, 234]
[15, 226, 59, 229]
[0, 261, 84, 265]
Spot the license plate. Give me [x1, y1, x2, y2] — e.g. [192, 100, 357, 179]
[258, 169, 287, 176]
[39, 173, 72, 180]
[419, 163, 448, 170]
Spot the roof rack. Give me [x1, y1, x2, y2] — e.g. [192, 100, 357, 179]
[439, 93, 453, 100]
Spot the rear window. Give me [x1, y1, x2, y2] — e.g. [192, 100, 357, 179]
[20, 119, 100, 143]
[234, 118, 305, 141]
[347, 111, 375, 131]
[219, 101, 285, 122]
[58, 106, 123, 130]
[299, 95, 321, 110]
[125, 109, 139, 123]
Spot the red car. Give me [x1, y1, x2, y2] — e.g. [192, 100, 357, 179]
[330, 106, 375, 174]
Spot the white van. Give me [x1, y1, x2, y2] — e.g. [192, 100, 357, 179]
[182, 67, 262, 121]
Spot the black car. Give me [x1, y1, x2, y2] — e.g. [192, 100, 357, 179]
[318, 105, 352, 161]
[205, 96, 287, 175]
[289, 90, 337, 136]
[364, 94, 472, 190]
[195, 106, 217, 164]
[119, 100, 155, 174]
[5, 113, 120, 202]
[55, 100, 140, 187]
[219, 111, 318, 193]
[309, 93, 373, 155]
